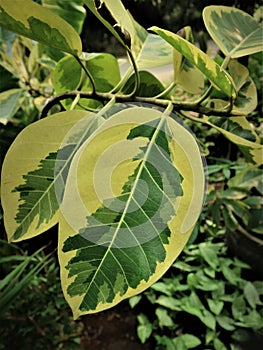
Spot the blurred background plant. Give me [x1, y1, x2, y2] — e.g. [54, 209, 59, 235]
[130, 235, 263, 350]
[0, 239, 83, 350]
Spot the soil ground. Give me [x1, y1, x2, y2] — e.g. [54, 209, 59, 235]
[80, 302, 151, 350]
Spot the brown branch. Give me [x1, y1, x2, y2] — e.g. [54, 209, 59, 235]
[40, 90, 240, 118]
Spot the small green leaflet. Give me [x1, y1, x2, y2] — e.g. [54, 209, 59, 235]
[58, 105, 205, 317]
[53, 53, 121, 110]
[121, 71, 165, 97]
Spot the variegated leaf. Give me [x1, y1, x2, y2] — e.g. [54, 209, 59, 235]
[203, 6, 263, 59]
[209, 60, 258, 115]
[58, 105, 205, 317]
[135, 33, 173, 69]
[1, 110, 101, 242]
[83, 0, 134, 48]
[150, 26, 234, 98]
[173, 27, 204, 94]
[227, 168, 263, 193]
[83, 0, 173, 79]
[202, 116, 263, 165]
[209, 116, 259, 143]
[42, 0, 86, 34]
[0, 0, 82, 56]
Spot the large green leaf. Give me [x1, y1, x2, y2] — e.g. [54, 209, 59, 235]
[42, 0, 86, 34]
[1, 110, 101, 242]
[58, 105, 205, 317]
[79, 52, 121, 92]
[0, 0, 82, 56]
[203, 6, 263, 59]
[150, 27, 234, 98]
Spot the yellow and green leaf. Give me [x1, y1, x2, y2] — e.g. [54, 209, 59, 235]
[58, 105, 205, 317]
[83, 0, 134, 48]
[227, 167, 263, 192]
[229, 60, 257, 116]
[42, 0, 86, 34]
[201, 116, 263, 165]
[150, 26, 234, 98]
[173, 27, 204, 94]
[209, 116, 259, 143]
[1, 110, 101, 242]
[0, 0, 82, 56]
[209, 60, 258, 116]
[135, 33, 173, 69]
[203, 6, 263, 59]
[84, 0, 173, 83]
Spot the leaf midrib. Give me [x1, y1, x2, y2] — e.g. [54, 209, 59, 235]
[13, 115, 101, 240]
[228, 27, 261, 59]
[84, 111, 170, 298]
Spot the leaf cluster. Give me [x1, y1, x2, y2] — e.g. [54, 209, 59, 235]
[205, 162, 263, 237]
[130, 236, 263, 349]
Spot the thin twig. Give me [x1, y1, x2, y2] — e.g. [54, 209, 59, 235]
[237, 225, 263, 246]
[125, 48, 140, 97]
[74, 56, 96, 95]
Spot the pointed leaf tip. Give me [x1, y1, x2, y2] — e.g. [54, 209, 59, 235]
[149, 26, 235, 98]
